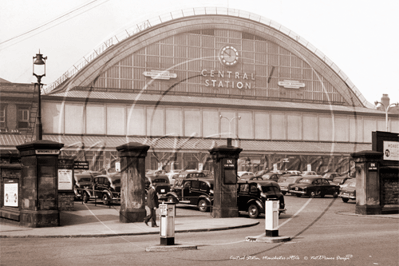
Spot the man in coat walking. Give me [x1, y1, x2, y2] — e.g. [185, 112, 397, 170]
[144, 184, 159, 227]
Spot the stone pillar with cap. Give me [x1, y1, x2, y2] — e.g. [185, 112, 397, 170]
[209, 138, 242, 218]
[16, 140, 64, 227]
[351, 150, 383, 215]
[116, 142, 150, 223]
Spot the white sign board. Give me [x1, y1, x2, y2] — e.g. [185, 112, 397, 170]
[307, 164, 312, 171]
[4, 183, 18, 207]
[115, 162, 120, 172]
[58, 169, 73, 191]
[383, 141, 399, 161]
[273, 163, 278, 172]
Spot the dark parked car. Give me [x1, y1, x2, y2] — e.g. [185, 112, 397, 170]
[237, 180, 286, 218]
[73, 171, 102, 200]
[338, 178, 356, 203]
[145, 174, 171, 201]
[82, 173, 121, 205]
[178, 170, 208, 180]
[166, 178, 214, 212]
[289, 177, 340, 198]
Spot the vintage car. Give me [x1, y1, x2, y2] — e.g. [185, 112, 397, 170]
[278, 175, 303, 195]
[145, 174, 171, 201]
[237, 180, 286, 218]
[82, 173, 121, 205]
[289, 177, 340, 198]
[338, 178, 356, 203]
[166, 178, 214, 212]
[73, 171, 102, 200]
[178, 170, 208, 179]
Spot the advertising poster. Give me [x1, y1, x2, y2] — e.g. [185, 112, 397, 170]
[4, 183, 18, 207]
[383, 141, 399, 161]
[58, 169, 73, 191]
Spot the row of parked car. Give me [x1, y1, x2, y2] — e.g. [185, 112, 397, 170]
[73, 169, 287, 219]
[238, 170, 356, 203]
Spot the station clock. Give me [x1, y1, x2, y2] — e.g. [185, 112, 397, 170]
[219, 45, 239, 66]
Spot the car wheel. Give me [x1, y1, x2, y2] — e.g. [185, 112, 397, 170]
[310, 191, 317, 198]
[296, 194, 302, 198]
[282, 191, 287, 195]
[342, 198, 349, 203]
[333, 191, 339, 198]
[102, 193, 110, 205]
[248, 204, 259, 218]
[198, 199, 209, 212]
[320, 193, 325, 198]
[82, 192, 89, 203]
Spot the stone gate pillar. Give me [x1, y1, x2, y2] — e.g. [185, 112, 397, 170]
[209, 140, 242, 218]
[116, 142, 150, 223]
[16, 140, 64, 227]
[351, 150, 383, 215]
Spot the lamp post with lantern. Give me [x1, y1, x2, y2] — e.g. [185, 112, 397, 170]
[374, 101, 399, 132]
[219, 115, 241, 146]
[33, 51, 47, 140]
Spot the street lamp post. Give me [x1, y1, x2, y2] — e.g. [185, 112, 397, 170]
[33, 51, 47, 141]
[219, 115, 241, 145]
[374, 101, 399, 132]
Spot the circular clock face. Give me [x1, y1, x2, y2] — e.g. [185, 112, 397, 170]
[219, 46, 239, 66]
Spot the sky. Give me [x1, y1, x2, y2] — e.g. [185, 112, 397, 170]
[1, 0, 398, 106]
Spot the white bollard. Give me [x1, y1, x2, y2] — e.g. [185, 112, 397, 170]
[265, 199, 279, 237]
[159, 202, 175, 245]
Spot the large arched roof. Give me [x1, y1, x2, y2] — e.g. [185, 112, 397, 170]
[47, 7, 373, 108]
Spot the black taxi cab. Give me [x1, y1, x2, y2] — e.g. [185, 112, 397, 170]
[237, 180, 286, 218]
[166, 178, 214, 212]
[82, 173, 121, 205]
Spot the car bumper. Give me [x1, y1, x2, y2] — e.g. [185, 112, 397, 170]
[338, 192, 356, 200]
[289, 190, 306, 194]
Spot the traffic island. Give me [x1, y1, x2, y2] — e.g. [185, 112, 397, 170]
[245, 235, 291, 243]
[145, 244, 198, 252]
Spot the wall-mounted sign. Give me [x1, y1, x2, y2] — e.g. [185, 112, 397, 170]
[368, 162, 378, 171]
[383, 141, 399, 161]
[74, 161, 89, 170]
[201, 69, 255, 89]
[278, 80, 305, 89]
[35, 149, 60, 155]
[143, 70, 177, 80]
[4, 182, 18, 207]
[58, 169, 73, 191]
[222, 158, 236, 184]
[115, 162, 120, 172]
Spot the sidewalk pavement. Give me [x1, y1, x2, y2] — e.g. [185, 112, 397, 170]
[0, 203, 259, 238]
[1, 204, 398, 239]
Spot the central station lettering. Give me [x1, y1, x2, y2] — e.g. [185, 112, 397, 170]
[201, 69, 255, 89]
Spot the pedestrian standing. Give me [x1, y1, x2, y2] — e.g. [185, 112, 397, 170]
[144, 184, 159, 227]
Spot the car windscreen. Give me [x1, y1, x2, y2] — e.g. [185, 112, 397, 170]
[261, 185, 279, 193]
[153, 178, 168, 184]
[298, 179, 312, 184]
